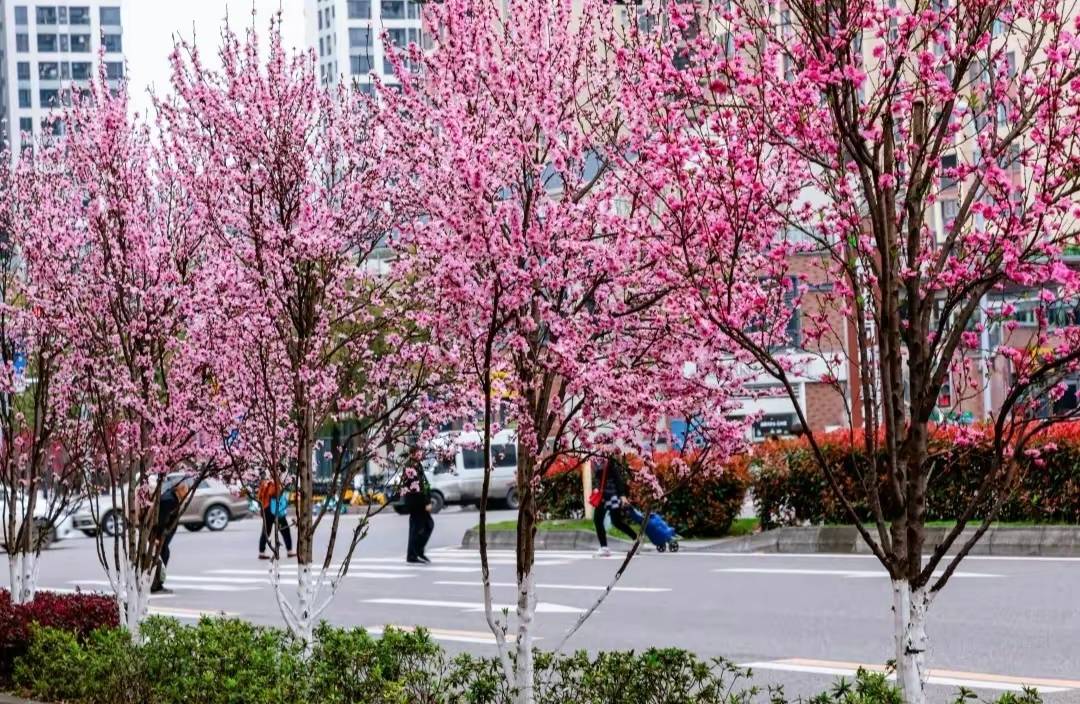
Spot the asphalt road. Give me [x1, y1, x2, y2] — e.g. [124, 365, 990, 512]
[32, 507, 1080, 703]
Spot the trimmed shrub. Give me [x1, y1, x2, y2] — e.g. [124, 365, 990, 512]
[8, 619, 1039, 704]
[538, 456, 586, 520]
[750, 422, 1080, 529]
[0, 589, 118, 678]
[627, 452, 751, 538]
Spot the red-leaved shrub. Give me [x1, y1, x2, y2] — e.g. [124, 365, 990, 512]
[0, 589, 118, 680]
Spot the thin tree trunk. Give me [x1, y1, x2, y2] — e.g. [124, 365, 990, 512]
[8, 552, 38, 605]
[892, 580, 931, 704]
[118, 559, 151, 643]
[514, 450, 538, 704]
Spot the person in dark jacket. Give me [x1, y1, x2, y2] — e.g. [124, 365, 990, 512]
[151, 477, 190, 593]
[593, 456, 637, 557]
[403, 451, 434, 564]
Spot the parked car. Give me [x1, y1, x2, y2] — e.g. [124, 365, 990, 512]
[0, 488, 81, 548]
[71, 475, 252, 537]
[391, 430, 519, 514]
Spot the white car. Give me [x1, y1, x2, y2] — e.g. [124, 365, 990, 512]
[0, 488, 80, 548]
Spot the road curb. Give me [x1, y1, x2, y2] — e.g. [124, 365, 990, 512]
[0, 693, 46, 704]
[461, 525, 1080, 556]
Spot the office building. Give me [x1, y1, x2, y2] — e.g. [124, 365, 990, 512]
[0, 1, 125, 153]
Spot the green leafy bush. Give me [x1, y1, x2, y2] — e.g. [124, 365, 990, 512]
[8, 618, 1044, 704]
[750, 423, 1080, 528]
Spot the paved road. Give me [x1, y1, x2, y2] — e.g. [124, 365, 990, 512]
[33, 507, 1080, 703]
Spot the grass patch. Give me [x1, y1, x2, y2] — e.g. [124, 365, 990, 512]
[478, 516, 761, 540]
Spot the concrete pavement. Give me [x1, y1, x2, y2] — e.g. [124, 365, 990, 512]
[30, 507, 1080, 703]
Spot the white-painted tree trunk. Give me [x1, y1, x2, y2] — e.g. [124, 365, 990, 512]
[892, 580, 931, 704]
[8, 552, 38, 604]
[513, 570, 537, 704]
[270, 561, 337, 653]
[115, 561, 151, 643]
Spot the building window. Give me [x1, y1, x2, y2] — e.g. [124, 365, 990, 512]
[58, 6, 67, 23]
[940, 153, 958, 189]
[941, 198, 960, 228]
[71, 62, 92, 80]
[407, 0, 421, 19]
[15, 34, 29, 52]
[70, 33, 91, 52]
[16, 62, 30, 81]
[381, 0, 406, 20]
[38, 33, 58, 51]
[102, 33, 122, 52]
[39, 89, 59, 107]
[69, 6, 90, 24]
[100, 7, 121, 25]
[105, 62, 123, 79]
[60, 34, 69, 51]
[18, 118, 32, 134]
[349, 27, 372, 49]
[14, 6, 27, 24]
[18, 89, 31, 108]
[36, 6, 57, 24]
[347, 1, 370, 18]
[351, 54, 374, 74]
[61, 62, 71, 79]
[39, 62, 60, 80]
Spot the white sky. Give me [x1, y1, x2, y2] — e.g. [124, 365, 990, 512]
[125, 0, 306, 116]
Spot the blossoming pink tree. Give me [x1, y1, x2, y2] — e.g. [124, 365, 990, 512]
[0, 151, 91, 604]
[32, 76, 230, 638]
[615, 1, 1080, 700]
[379, 1, 746, 699]
[161, 21, 450, 644]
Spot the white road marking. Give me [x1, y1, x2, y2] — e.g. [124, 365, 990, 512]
[435, 580, 670, 593]
[364, 597, 585, 614]
[150, 606, 237, 620]
[71, 579, 259, 593]
[208, 569, 413, 580]
[367, 625, 534, 645]
[741, 659, 1077, 694]
[714, 567, 1000, 579]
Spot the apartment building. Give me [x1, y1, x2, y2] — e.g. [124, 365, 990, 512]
[0, 1, 125, 153]
[305, 0, 425, 92]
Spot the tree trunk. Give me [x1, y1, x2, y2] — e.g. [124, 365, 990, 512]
[117, 560, 151, 643]
[514, 451, 538, 704]
[892, 580, 931, 704]
[297, 409, 315, 565]
[8, 552, 38, 605]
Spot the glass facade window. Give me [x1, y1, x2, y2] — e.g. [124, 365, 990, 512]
[15, 34, 29, 52]
[351, 54, 374, 74]
[58, 7, 67, 23]
[18, 118, 32, 134]
[347, 1, 370, 18]
[18, 90, 31, 108]
[71, 62, 92, 80]
[69, 6, 90, 24]
[381, 1, 405, 19]
[61, 62, 71, 80]
[349, 27, 371, 48]
[16, 62, 30, 80]
[105, 62, 123, 79]
[100, 7, 121, 25]
[38, 33, 58, 52]
[36, 7, 57, 24]
[14, 6, 28, 24]
[39, 62, 60, 80]
[39, 89, 59, 107]
[60, 34, 69, 51]
[102, 33, 122, 52]
[70, 33, 91, 52]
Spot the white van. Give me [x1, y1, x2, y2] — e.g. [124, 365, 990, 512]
[395, 429, 520, 513]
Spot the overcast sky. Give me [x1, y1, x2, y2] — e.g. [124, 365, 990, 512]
[125, 0, 305, 116]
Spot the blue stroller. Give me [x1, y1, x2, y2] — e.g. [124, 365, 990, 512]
[627, 507, 680, 553]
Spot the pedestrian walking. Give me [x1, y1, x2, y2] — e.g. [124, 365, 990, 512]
[258, 475, 295, 559]
[403, 450, 433, 564]
[590, 455, 637, 557]
[151, 477, 190, 594]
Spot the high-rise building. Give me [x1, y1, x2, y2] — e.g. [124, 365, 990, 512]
[305, 0, 425, 93]
[0, 1, 125, 153]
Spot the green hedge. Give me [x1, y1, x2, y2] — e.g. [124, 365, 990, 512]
[9, 617, 1041, 704]
[541, 454, 751, 538]
[750, 427, 1080, 529]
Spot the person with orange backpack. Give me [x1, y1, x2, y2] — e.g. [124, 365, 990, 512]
[257, 475, 294, 559]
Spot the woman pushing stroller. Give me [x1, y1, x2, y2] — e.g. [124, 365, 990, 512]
[591, 455, 637, 557]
